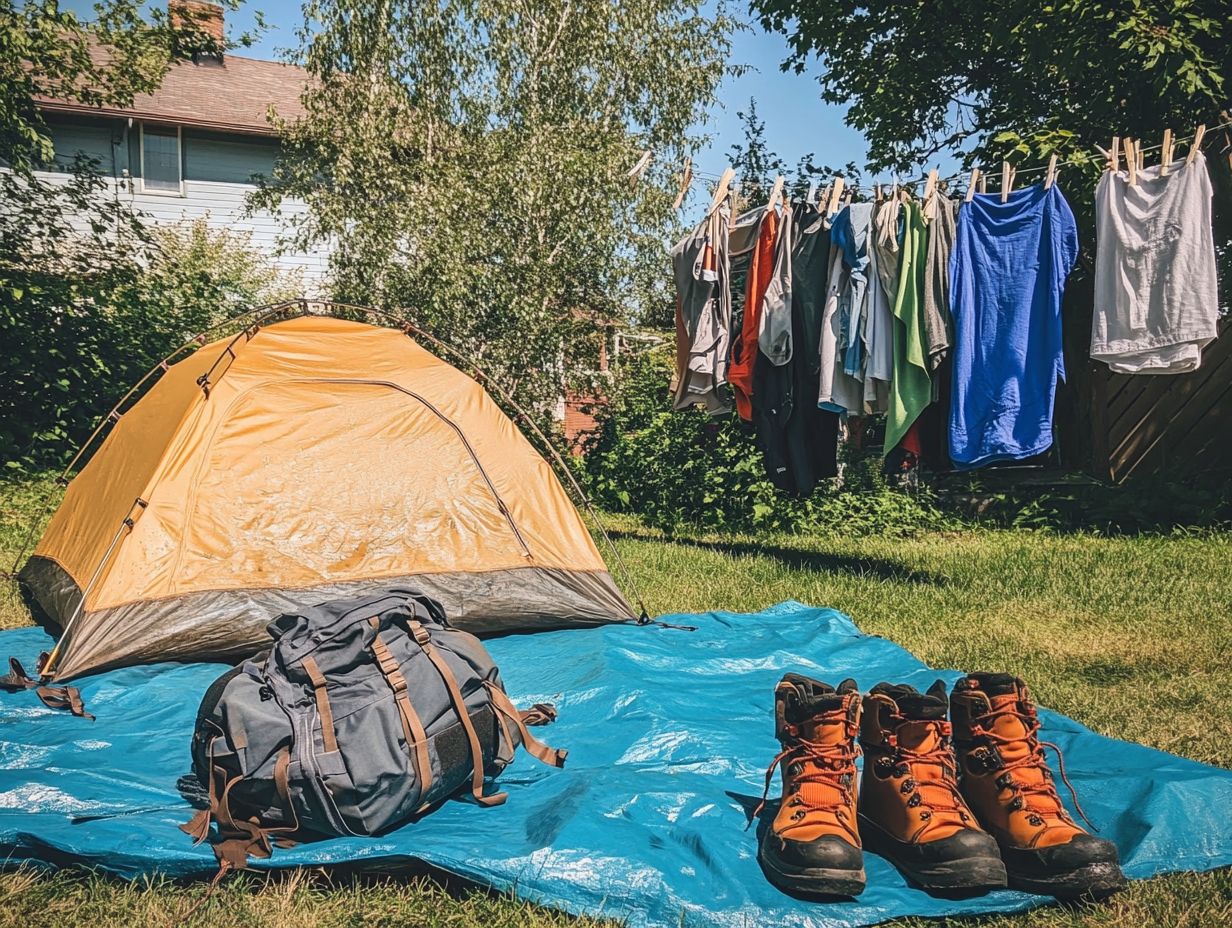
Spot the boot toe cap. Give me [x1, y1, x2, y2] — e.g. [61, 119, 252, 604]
[768, 834, 863, 872]
[1004, 832, 1121, 874]
[923, 827, 1003, 864]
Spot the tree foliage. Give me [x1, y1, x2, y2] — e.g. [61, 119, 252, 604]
[751, 0, 1230, 172]
[254, 0, 736, 419]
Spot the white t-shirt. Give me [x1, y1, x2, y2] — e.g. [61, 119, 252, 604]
[1091, 152, 1219, 374]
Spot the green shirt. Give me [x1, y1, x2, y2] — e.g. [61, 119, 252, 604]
[885, 200, 932, 451]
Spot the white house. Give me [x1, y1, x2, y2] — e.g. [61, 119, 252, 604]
[34, 1, 330, 291]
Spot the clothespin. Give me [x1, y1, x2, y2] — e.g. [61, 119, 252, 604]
[874, 183, 884, 204]
[805, 179, 818, 206]
[766, 175, 784, 211]
[670, 156, 693, 210]
[707, 167, 736, 214]
[1000, 161, 1013, 203]
[1044, 153, 1059, 189]
[923, 168, 939, 219]
[825, 177, 845, 216]
[1125, 138, 1138, 185]
[1160, 129, 1173, 176]
[1136, 140, 1144, 173]
[627, 149, 652, 183]
[1110, 137, 1120, 172]
[1187, 124, 1206, 165]
[965, 167, 981, 202]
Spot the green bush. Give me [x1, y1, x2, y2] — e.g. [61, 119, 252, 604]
[581, 349, 956, 536]
[0, 167, 298, 470]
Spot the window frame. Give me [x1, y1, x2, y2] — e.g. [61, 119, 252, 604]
[138, 122, 185, 196]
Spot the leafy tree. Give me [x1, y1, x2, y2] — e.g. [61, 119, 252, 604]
[750, 0, 1229, 173]
[254, 0, 737, 422]
[728, 98, 786, 203]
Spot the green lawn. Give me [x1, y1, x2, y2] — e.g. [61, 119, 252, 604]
[1, 478, 1230, 927]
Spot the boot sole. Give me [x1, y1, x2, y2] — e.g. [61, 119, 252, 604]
[757, 846, 866, 898]
[859, 814, 1008, 891]
[1007, 861, 1128, 900]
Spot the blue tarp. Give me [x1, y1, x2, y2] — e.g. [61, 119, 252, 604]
[2, 601, 1230, 927]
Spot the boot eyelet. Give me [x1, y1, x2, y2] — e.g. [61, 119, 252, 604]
[900, 778, 916, 793]
[907, 793, 922, 808]
[788, 763, 803, 776]
[1009, 797, 1024, 812]
[1028, 814, 1043, 826]
[960, 811, 970, 822]
[995, 773, 1012, 790]
[791, 810, 805, 822]
[919, 810, 931, 821]
[894, 764, 909, 777]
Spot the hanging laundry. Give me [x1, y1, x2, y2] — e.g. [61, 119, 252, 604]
[922, 195, 958, 384]
[817, 205, 866, 414]
[884, 199, 931, 453]
[949, 183, 1079, 468]
[832, 201, 873, 382]
[728, 205, 788, 421]
[670, 205, 731, 413]
[1091, 151, 1220, 374]
[753, 201, 840, 495]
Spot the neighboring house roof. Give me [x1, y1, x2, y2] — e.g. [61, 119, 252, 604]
[36, 52, 308, 138]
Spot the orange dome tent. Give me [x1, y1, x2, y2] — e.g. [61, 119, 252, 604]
[20, 310, 635, 681]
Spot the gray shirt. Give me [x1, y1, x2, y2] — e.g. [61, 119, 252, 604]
[670, 206, 731, 413]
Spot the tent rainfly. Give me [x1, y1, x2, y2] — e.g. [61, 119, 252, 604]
[20, 315, 635, 681]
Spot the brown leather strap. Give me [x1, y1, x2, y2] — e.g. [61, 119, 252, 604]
[486, 683, 568, 768]
[1, 657, 93, 720]
[411, 620, 506, 807]
[301, 655, 338, 753]
[371, 631, 434, 797]
[35, 685, 94, 720]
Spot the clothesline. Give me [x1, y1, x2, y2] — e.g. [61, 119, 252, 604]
[681, 117, 1232, 198]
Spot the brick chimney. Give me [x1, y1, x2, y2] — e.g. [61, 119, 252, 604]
[169, 1, 225, 44]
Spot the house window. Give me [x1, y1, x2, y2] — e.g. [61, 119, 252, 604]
[140, 124, 182, 194]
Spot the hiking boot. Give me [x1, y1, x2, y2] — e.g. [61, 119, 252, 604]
[756, 674, 865, 898]
[858, 681, 1007, 891]
[950, 673, 1127, 899]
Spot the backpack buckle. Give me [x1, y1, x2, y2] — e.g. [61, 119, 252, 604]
[409, 620, 432, 646]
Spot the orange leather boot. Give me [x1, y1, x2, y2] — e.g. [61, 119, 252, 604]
[950, 673, 1126, 898]
[756, 674, 865, 897]
[858, 681, 1007, 890]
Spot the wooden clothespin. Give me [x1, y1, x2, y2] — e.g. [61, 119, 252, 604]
[670, 156, 693, 210]
[806, 179, 818, 206]
[1125, 138, 1138, 185]
[707, 167, 736, 214]
[825, 177, 845, 216]
[1000, 161, 1013, 203]
[1110, 137, 1120, 172]
[1136, 140, 1144, 173]
[766, 175, 785, 211]
[1160, 129, 1173, 176]
[922, 168, 939, 219]
[627, 149, 652, 183]
[875, 183, 884, 204]
[1187, 124, 1206, 165]
[965, 167, 981, 202]
[1044, 153, 1059, 189]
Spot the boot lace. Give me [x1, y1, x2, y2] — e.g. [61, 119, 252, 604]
[749, 735, 859, 831]
[972, 704, 1096, 831]
[889, 724, 971, 833]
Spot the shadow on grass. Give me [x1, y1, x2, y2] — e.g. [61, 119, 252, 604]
[610, 529, 945, 586]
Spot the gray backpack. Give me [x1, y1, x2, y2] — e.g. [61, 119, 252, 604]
[183, 588, 565, 870]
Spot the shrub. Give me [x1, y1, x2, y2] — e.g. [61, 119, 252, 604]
[581, 348, 956, 536]
[0, 169, 299, 470]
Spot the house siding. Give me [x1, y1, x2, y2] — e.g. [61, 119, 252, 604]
[42, 115, 330, 293]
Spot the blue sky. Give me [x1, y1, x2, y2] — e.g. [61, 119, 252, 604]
[70, 1, 871, 176]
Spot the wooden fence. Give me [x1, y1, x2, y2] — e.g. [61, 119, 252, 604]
[1088, 322, 1232, 482]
